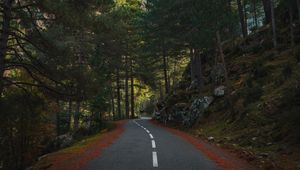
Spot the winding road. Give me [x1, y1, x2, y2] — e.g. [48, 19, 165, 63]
[83, 118, 220, 170]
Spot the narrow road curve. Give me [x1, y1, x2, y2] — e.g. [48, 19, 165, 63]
[132, 120, 158, 167]
[84, 119, 220, 170]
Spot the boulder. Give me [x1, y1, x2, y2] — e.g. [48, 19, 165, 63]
[187, 96, 214, 126]
[191, 96, 214, 110]
[53, 133, 73, 149]
[38, 154, 48, 161]
[171, 103, 190, 123]
[203, 96, 214, 109]
[214, 86, 226, 97]
[208, 136, 214, 141]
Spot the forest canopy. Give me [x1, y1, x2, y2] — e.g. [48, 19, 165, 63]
[0, 0, 299, 169]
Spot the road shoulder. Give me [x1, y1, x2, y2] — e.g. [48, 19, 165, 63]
[32, 120, 127, 170]
[150, 120, 257, 170]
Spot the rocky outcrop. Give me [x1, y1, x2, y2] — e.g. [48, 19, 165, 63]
[47, 133, 74, 151]
[214, 86, 226, 97]
[188, 97, 214, 125]
[157, 96, 214, 127]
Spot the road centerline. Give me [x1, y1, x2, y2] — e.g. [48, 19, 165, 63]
[152, 140, 156, 148]
[149, 134, 154, 139]
[134, 120, 159, 168]
[152, 151, 158, 167]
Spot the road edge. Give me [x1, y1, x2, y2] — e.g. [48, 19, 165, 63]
[32, 120, 127, 170]
[150, 119, 257, 170]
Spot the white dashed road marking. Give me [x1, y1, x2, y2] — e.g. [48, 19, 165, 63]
[149, 134, 153, 139]
[134, 120, 158, 168]
[152, 152, 158, 167]
[151, 140, 156, 148]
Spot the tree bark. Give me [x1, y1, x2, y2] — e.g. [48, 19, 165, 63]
[74, 100, 80, 130]
[216, 31, 229, 86]
[297, 0, 300, 20]
[237, 0, 248, 37]
[172, 59, 177, 88]
[110, 85, 115, 120]
[270, 0, 277, 49]
[162, 42, 169, 95]
[194, 49, 204, 91]
[262, 0, 272, 24]
[289, 6, 295, 48]
[56, 100, 60, 136]
[227, 0, 232, 7]
[190, 48, 195, 82]
[68, 100, 72, 130]
[253, 0, 258, 28]
[124, 56, 129, 119]
[243, 0, 248, 32]
[0, 0, 13, 95]
[116, 68, 122, 119]
[159, 82, 164, 100]
[130, 58, 135, 119]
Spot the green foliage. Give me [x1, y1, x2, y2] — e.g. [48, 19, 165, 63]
[294, 46, 300, 62]
[143, 0, 237, 48]
[90, 89, 111, 114]
[3, 0, 299, 168]
[239, 85, 263, 105]
[0, 89, 53, 169]
[282, 64, 293, 79]
[251, 59, 269, 79]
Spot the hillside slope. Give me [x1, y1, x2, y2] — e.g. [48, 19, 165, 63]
[157, 25, 300, 169]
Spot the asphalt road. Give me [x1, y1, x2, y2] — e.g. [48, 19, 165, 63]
[83, 119, 220, 170]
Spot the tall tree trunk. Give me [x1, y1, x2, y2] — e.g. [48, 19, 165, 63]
[110, 85, 115, 120]
[216, 31, 229, 86]
[166, 55, 171, 90]
[116, 68, 122, 119]
[130, 58, 135, 119]
[162, 42, 169, 95]
[172, 59, 177, 88]
[0, 0, 12, 95]
[124, 56, 129, 119]
[262, 0, 271, 24]
[68, 100, 72, 130]
[297, 0, 300, 20]
[190, 47, 203, 91]
[289, 6, 295, 48]
[243, 0, 248, 32]
[227, 0, 232, 7]
[190, 48, 195, 82]
[19, 109, 25, 169]
[194, 49, 204, 91]
[253, 0, 258, 28]
[56, 100, 60, 136]
[74, 100, 80, 130]
[270, 0, 277, 49]
[159, 82, 164, 100]
[237, 0, 248, 37]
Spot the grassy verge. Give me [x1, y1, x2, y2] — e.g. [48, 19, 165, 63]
[32, 122, 116, 170]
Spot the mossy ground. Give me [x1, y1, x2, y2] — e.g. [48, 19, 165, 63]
[163, 32, 300, 169]
[32, 122, 116, 170]
[193, 47, 300, 169]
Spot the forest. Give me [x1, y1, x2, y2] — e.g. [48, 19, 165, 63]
[0, 0, 300, 169]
